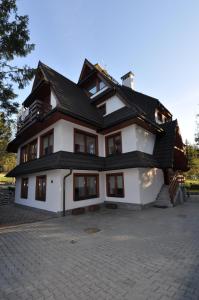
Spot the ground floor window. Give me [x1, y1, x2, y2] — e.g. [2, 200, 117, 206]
[35, 175, 46, 201]
[74, 173, 99, 201]
[106, 173, 124, 197]
[21, 178, 28, 199]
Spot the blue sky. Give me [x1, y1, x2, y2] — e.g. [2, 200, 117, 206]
[15, 0, 199, 143]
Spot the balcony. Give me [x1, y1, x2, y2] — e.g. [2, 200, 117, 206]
[17, 100, 52, 134]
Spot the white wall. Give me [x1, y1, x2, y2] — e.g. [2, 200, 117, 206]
[139, 168, 164, 205]
[15, 169, 63, 212]
[54, 120, 105, 156]
[104, 124, 155, 155]
[136, 126, 155, 155]
[98, 95, 125, 116]
[15, 169, 105, 212]
[17, 117, 156, 163]
[104, 169, 140, 204]
[15, 167, 164, 212]
[64, 170, 105, 210]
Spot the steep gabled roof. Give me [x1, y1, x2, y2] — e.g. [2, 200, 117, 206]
[153, 120, 177, 168]
[116, 85, 172, 122]
[38, 62, 103, 127]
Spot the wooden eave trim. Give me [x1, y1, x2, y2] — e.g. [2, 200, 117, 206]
[7, 110, 99, 153]
[23, 80, 50, 107]
[78, 69, 97, 86]
[99, 116, 161, 135]
[78, 59, 95, 82]
[90, 88, 115, 106]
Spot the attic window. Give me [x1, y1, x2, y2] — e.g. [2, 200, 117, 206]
[98, 103, 106, 116]
[87, 79, 106, 96]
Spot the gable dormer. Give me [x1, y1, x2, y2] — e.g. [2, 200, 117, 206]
[78, 59, 109, 99]
[17, 63, 58, 135]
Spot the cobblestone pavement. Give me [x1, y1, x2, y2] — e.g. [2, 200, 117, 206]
[1, 197, 199, 300]
[0, 204, 57, 227]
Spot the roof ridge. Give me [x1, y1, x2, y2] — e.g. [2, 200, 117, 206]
[39, 61, 78, 87]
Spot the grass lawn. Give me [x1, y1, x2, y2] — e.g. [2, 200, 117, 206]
[185, 179, 199, 192]
[0, 173, 15, 185]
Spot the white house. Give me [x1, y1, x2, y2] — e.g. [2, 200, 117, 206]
[6, 59, 187, 213]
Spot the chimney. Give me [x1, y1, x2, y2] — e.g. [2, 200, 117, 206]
[121, 71, 134, 89]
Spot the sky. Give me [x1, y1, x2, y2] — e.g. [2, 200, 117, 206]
[14, 0, 199, 143]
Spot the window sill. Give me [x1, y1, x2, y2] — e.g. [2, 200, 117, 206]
[107, 195, 124, 198]
[35, 198, 46, 202]
[74, 195, 99, 201]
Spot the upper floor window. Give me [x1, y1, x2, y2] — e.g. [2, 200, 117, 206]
[87, 78, 106, 97]
[21, 178, 28, 199]
[28, 139, 37, 160]
[20, 139, 38, 163]
[40, 130, 54, 157]
[74, 173, 99, 201]
[74, 129, 98, 155]
[105, 132, 122, 156]
[98, 103, 106, 116]
[21, 145, 29, 163]
[35, 175, 46, 201]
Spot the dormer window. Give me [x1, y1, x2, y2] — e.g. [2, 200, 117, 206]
[87, 78, 106, 97]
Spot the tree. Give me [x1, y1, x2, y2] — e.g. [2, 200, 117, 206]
[185, 140, 199, 180]
[0, 113, 16, 172]
[0, 0, 35, 118]
[195, 113, 199, 145]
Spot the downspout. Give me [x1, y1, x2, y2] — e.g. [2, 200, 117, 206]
[63, 169, 72, 216]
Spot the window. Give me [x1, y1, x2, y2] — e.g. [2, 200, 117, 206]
[40, 130, 54, 156]
[106, 173, 124, 197]
[20, 145, 29, 163]
[20, 139, 38, 163]
[105, 132, 122, 156]
[88, 84, 97, 96]
[74, 174, 99, 201]
[21, 178, 28, 199]
[87, 78, 106, 96]
[28, 139, 37, 160]
[98, 103, 106, 116]
[36, 175, 46, 201]
[74, 129, 98, 155]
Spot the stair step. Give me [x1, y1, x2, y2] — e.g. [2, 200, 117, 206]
[154, 185, 172, 208]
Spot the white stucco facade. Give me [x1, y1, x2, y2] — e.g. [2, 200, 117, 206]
[97, 95, 125, 116]
[15, 167, 164, 212]
[17, 119, 156, 162]
[15, 116, 162, 213]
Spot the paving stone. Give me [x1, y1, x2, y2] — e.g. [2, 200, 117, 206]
[0, 197, 199, 299]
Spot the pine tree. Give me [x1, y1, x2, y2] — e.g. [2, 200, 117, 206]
[0, 0, 35, 118]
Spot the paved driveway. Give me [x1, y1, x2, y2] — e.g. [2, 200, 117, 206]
[0, 197, 199, 300]
[0, 204, 57, 228]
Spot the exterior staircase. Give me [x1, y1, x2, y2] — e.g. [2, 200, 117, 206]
[154, 172, 187, 208]
[154, 185, 173, 208]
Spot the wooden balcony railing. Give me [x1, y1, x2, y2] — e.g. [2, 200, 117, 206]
[169, 172, 184, 203]
[17, 100, 52, 134]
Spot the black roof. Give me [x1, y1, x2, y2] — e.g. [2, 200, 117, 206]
[153, 120, 177, 168]
[6, 150, 160, 177]
[7, 60, 184, 173]
[23, 61, 164, 131]
[117, 85, 171, 123]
